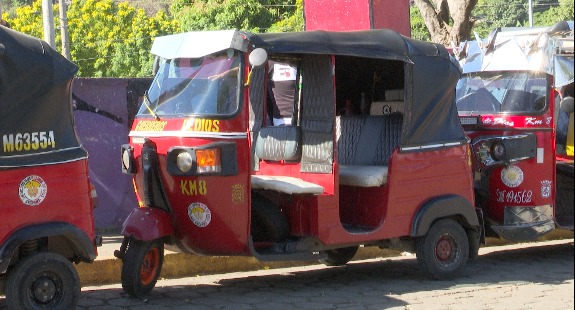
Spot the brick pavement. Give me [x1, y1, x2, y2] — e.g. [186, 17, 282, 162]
[1, 236, 572, 309]
[67, 238, 574, 310]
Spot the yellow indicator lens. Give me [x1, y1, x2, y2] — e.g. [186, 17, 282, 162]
[195, 148, 221, 173]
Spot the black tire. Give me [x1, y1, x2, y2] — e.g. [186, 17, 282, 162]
[555, 168, 574, 228]
[467, 229, 481, 263]
[416, 219, 469, 280]
[5, 252, 80, 310]
[251, 196, 290, 243]
[121, 238, 164, 299]
[320, 246, 359, 266]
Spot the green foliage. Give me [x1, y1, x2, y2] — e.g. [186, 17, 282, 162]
[1, 0, 34, 14]
[170, 0, 297, 33]
[533, 0, 574, 26]
[410, 5, 431, 42]
[472, 0, 529, 38]
[2, 0, 43, 37]
[4, 0, 179, 77]
[470, 0, 572, 38]
[267, 0, 303, 32]
[4, 0, 570, 77]
[67, 0, 180, 77]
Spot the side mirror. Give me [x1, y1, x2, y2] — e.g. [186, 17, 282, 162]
[560, 96, 574, 114]
[249, 48, 268, 68]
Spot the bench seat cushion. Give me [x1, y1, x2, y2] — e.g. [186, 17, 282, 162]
[251, 175, 324, 195]
[339, 165, 388, 187]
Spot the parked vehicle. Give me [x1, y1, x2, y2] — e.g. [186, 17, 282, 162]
[455, 21, 574, 241]
[0, 26, 100, 309]
[115, 29, 481, 298]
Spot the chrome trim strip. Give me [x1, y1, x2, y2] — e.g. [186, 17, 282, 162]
[129, 131, 248, 139]
[401, 141, 463, 151]
[0, 146, 86, 159]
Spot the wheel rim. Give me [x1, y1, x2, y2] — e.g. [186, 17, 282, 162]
[31, 274, 60, 305]
[140, 247, 160, 286]
[435, 234, 457, 265]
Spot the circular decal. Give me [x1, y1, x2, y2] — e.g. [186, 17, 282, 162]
[188, 202, 211, 227]
[19, 175, 48, 206]
[501, 166, 524, 188]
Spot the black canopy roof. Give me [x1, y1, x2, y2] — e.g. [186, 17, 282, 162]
[249, 30, 466, 149]
[1, 25, 86, 168]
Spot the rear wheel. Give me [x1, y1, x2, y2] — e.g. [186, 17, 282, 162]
[251, 196, 290, 243]
[121, 238, 164, 298]
[416, 219, 469, 280]
[320, 246, 359, 266]
[6, 252, 80, 310]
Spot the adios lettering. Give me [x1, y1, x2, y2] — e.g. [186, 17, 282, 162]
[182, 119, 220, 132]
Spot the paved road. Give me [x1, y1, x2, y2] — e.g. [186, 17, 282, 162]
[1, 239, 573, 309]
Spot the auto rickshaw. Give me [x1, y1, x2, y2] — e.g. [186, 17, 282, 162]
[455, 21, 574, 241]
[0, 26, 99, 309]
[116, 29, 482, 298]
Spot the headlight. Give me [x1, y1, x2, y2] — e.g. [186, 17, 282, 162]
[122, 149, 131, 170]
[490, 141, 506, 161]
[472, 134, 536, 169]
[121, 144, 136, 174]
[176, 151, 193, 173]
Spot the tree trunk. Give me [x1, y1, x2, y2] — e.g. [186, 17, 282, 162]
[413, 0, 478, 46]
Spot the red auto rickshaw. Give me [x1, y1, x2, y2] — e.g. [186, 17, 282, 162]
[1, 26, 99, 309]
[116, 29, 482, 298]
[455, 21, 574, 241]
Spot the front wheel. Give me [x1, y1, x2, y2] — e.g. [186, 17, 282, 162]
[320, 246, 359, 266]
[121, 238, 164, 298]
[416, 219, 469, 280]
[5, 252, 80, 310]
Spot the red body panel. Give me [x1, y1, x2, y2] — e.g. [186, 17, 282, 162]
[314, 145, 475, 246]
[471, 92, 556, 220]
[0, 160, 96, 249]
[304, 0, 371, 31]
[122, 207, 174, 241]
[372, 0, 411, 36]
[467, 126, 555, 223]
[129, 115, 252, 256]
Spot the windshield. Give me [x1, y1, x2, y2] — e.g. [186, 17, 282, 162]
[456, 71, 549, 115]
[139, 49, 242, 117]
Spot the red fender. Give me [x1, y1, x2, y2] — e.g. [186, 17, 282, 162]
[121, 207, 174, 241]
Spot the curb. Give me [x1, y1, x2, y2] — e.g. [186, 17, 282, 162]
[75, 247, 403, 287]
[75, 229, 574, 287]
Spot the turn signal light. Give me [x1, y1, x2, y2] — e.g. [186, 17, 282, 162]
[196, 148, 221, 173]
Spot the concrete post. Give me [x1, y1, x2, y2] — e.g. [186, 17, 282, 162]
[59, 0, 70, 59]
[42, 0, 55, 48]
